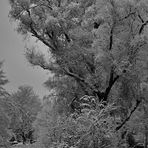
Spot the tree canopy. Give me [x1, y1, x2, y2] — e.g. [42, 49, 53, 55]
[8, 0, 148, 147]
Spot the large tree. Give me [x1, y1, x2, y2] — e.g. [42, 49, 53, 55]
[8, 0, 148, 147]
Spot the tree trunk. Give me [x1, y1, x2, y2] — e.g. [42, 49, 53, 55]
[22, 132, 26, 145]
[126, 132, 136, 147]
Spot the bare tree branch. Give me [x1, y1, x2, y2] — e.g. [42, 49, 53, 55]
[24, 7, 57, 51]
[30, 3, 53, 10]
[57, 0, 61, 7]
[103, 68, 119, 101]
[138, 14, 144, 23]
[138, 14, 148, 34]
[119, 12, 136, 21]
[139, 20, 148, 34]
[29, 23, 56, 51]
[64, 33, 71, 42]
[63, 68, 102, 97]
[116, 99, 141, 131]
[109, 26, 114, 51]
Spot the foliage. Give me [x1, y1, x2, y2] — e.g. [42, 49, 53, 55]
[0, 61, 9, 96]
[8, 0, 148, 147]
[0, 61, 10, 147]
[36, 95, 119, 148]
[9, 86, 42, 144]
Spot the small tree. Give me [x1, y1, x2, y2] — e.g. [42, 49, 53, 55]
[0, 61, 10, 147]
[9, 86, 42, 144]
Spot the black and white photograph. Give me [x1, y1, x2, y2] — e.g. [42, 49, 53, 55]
[0, 0, 148, 147]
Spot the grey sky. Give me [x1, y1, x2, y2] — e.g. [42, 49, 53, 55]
[0, 0, 50, 97]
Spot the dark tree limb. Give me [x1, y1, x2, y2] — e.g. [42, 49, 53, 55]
[103, 68, 119, 102]
[116, 99, 141, 131]
[30, 23, 56, 51]
[119, 12, 136, 21]
[94, 22, 101, 29]
[139, 21, 148, 34]
[63, 68, 102, 98]
[25, 10, 54, 50]
[57, 0, 61, 7]
[138, 14, 144, 23]
[46, 31, 53, 39]
[28, 2, 53, 10]
[25, 10, 56, 51]
[138, 14, 148, 34]
[109, 26, 114, 50]
[108, 0, 116, 51]
[45, 30, 59, 50]
[64, 33, 71, 42]
[81, 54, 95, 74]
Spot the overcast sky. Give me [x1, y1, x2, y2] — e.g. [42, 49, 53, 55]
[0, 0, 50, 98]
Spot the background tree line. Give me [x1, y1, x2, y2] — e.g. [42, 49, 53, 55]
[0, 61, 42, 147]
